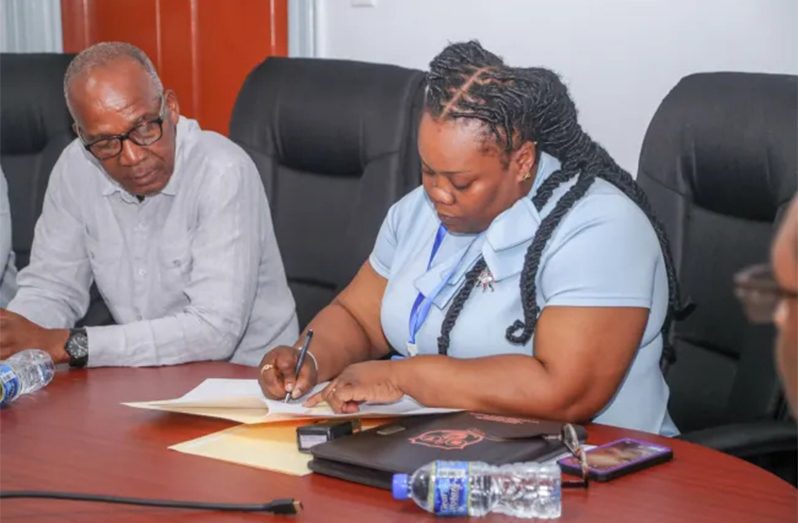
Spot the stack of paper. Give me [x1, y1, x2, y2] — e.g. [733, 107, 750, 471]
[124, 378, 455, 424]
[125, 378, 456, 476]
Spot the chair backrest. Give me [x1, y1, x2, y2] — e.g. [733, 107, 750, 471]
[0, 53, 115, 327]
[0, 53, 75, 269]
[230, 57, 425, 328]
[637, 72, 798, 432]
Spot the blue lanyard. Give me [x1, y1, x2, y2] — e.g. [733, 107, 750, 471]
[407, 225, 446, 351]
[407, 224, 473, 356]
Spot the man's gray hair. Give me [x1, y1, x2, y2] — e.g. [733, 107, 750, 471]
[63, 41, 164, 116]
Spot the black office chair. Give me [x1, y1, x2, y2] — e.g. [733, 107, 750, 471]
[1, 53, 74, 270]
[637, 72, 797, 483]
[0, 53, 112, 327]
[230, 57, 425, 328]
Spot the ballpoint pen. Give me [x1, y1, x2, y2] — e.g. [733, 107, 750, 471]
[285, 329, 314, 402]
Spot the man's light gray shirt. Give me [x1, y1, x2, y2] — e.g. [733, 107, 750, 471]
[0, 166, 18, 307]
[9, 117, 298, 367]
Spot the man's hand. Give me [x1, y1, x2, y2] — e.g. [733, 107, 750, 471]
[303, 360, 404, 413]
[0, 309, 70, 363]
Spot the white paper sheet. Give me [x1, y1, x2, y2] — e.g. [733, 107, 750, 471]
[124, 378, 456, 424]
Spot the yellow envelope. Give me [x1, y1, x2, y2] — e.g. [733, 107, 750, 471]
[170, 419, 388, 476]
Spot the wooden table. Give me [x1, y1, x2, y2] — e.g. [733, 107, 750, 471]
[0, 362, 795, 522]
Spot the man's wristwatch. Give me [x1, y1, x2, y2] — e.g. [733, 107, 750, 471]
[64, 328, 89, 368]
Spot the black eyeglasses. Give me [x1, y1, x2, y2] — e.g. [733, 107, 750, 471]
[554, 423, 590, 489]
[79, 95, 167, 160]
[734, 264, 798, 324]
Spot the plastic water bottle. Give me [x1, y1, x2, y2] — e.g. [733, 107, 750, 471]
[392, 460, 561, 519]
[0, 349, 55, 407]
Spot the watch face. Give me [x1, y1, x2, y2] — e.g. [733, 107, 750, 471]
[66, 329, 89, 367]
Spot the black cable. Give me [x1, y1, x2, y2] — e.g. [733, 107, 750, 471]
[0, 490, 302, 515]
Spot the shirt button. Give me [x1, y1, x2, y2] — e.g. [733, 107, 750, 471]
[137, 268, 147, 277]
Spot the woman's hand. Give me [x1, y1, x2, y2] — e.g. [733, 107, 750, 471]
[258, 262, 391, 402]
[303, 360, 404, 413]
[258, 345, 318, 400]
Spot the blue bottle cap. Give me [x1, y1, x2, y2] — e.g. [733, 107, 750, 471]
[392, 473, 410, 500]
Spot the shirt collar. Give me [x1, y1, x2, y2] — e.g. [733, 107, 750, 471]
[99, 116, 194, 199]
[414, 152, 566, 309]
[480, 151, 566, 283]
[484, 151, 561, 250]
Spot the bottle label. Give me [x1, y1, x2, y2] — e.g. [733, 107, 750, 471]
[432, 461, 470, 516]
[0, 363, 19, 407]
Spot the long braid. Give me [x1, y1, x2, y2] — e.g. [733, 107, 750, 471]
[560, 133, 684, 365]
[438, 258, 486, 354]
[507, 172, 596, 342]
[594, 168, 684, 367]
[531, 168, 574, 209]
[427, 41, 685, 364]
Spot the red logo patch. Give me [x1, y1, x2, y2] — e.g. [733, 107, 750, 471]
[409, 429, 486, 450]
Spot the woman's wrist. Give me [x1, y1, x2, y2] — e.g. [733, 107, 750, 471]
[391, 356, 420, 396]
[298, 347, 319, 373]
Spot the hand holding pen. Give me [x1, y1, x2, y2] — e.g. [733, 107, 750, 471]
[256, 330, 319, 401]
[284, 330, 314, 402]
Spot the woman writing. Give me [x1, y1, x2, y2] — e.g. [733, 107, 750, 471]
[259, 41, 680, 435]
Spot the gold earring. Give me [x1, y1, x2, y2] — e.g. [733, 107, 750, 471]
[522, 169, 533, 182]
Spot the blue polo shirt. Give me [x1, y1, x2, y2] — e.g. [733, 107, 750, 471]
[369, 152, 678, 436]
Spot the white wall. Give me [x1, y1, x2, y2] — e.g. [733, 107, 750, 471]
[0, 0, 62, 53]
[313, 0, 798, 175]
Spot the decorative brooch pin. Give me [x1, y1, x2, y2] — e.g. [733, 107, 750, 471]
[477, 267, 495, 292]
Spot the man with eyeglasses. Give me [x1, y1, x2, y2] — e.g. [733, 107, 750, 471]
[736, 197, 798, 412]
[0, 42, 298, 368]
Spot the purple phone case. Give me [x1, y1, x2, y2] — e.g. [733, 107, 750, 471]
[557, 437, 672, 480]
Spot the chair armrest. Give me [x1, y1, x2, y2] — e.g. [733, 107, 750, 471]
[680, 420, 797, 459]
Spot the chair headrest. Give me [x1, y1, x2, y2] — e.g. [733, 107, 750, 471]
[638, 72, 797, 222]
[230, 57, 425, 176]
[1, 53, 76, 155]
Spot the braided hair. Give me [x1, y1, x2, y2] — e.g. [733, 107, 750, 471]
[428, 41, 683, 367]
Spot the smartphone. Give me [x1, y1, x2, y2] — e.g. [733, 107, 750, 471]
[558, 437, 673, 481]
